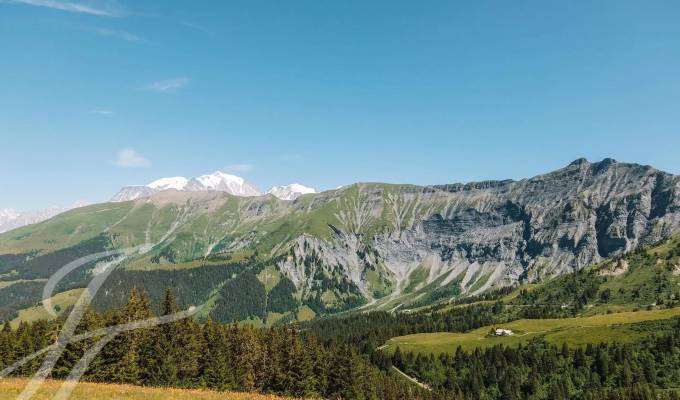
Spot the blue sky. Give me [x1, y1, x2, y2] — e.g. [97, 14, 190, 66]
[1, 0, 679, 209]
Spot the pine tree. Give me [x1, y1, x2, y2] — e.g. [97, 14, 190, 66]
[176, 314, 202, 387]
[142, 289, 180, 386]
[231, 324, 261, 392]
[393, 346, 404, 370]
[98, 288, 153, 384]
[0, 321, 15, 370]
[199, 318, 233, 390]
[285, 329, 317, 397]
[52, 308, 102, 379]
[308, 334, 328, 395]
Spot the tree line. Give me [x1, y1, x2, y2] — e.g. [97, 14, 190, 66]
[0, 288, 429, 400]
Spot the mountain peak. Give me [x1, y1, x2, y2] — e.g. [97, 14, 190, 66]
[147, 176, 189, 191]
[266, 183, 316, 200]
[568, 157, 590, 167]
[188, 171, 260, 196]
[112, 171, 261, 202]
[196, 171, 246, 187]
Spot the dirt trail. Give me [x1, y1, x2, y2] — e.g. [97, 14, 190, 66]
[391, 366, 431, 391]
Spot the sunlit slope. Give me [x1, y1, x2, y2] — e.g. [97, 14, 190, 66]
[0, 202, 133, 254]
[0, 379, 297, 400]
[381, 307, 680, 354]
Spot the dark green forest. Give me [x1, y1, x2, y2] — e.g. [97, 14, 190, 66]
[389, 323, 680, 400]
[3, 287, 680, 399]
[0, 289, 427, 400]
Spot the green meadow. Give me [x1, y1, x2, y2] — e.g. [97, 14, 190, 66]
[381, 306, 680, 354]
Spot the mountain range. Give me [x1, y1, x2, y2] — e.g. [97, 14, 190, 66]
[0, 172, 317, 233]
[0, 202, 88, 234]
[0, 158, 678, 324]
[111, 171, 316, 202]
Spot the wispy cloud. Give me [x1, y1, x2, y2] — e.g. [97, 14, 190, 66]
[143, 77, 189, 93]
[225, 163, 256, 173]
[5, 0, 122, 16]
[93, 27, 142, 43]
[113, 149, 150, 168]
[90, 109, 114, 115]
[180, 21, 213, 36]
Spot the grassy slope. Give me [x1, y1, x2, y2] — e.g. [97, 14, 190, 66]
[0, 203, 133, 254]
[0, 279, 46, 289]
[381, 307, 680, 354]
[0, 378, 295, 400]
[11, 288, 84, 327]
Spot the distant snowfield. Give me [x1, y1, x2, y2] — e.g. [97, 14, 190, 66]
[1, 173, 318, 234]
[0, 202, 88, 234]
[111, 171, 316, 202]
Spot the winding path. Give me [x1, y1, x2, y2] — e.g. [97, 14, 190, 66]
[391, 366, 432, 391]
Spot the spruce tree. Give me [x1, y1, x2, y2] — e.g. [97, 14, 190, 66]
[98, 288, 153, 384]
[231, 324, 261, 392]
[0, 321, 15, 370]
[52, 308, 102, 379]
[142, 289, 180, 386]
[199, 318, 233, 390]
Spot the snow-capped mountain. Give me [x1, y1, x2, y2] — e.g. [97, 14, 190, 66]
[266, 184, 316, 200]
[110, 186, 157, 202]
[147, 177, 189, 191]
[111, 171, 261, 202]
[0, 202, 88, 234]
[185, 172, 261, 196]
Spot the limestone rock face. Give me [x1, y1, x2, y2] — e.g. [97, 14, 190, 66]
[274, 159, 680, 303]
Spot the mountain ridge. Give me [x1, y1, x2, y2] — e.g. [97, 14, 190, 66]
[1, 158, 679, 323]
[0, 202, 89, 234]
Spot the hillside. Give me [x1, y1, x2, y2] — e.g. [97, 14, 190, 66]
[363, 233, 680, 398]
[381, 231, 680, 350]
[4, 233, 680, 400]
[1, 158, 679, 323]
[381, 307, 680, 354]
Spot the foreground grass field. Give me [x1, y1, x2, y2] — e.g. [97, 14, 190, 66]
[0, 378, 295, 400]
[381, 306, 680, 354]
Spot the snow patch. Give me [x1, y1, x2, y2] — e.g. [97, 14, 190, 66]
[266, 183, 316, 200]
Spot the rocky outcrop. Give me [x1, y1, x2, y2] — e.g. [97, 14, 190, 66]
[275, 159, 680, 305]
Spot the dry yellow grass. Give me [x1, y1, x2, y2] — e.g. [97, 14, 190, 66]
[0, 378, 297, 400]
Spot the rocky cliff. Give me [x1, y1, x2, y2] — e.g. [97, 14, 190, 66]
[272, 158, 680, 309]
